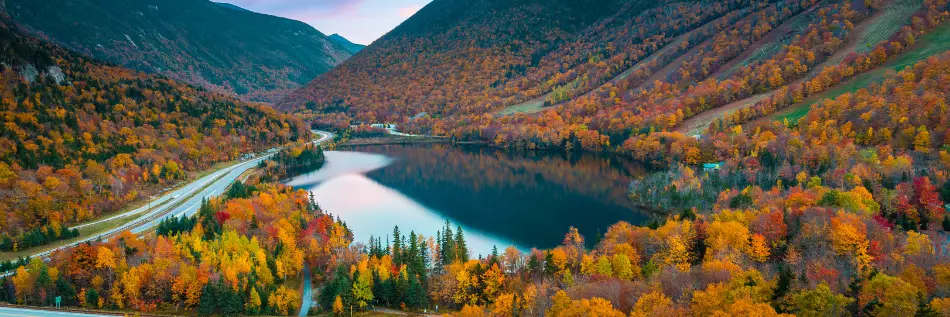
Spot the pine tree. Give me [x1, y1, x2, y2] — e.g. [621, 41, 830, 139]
[319, 266, 352, 310]
[372, 270, 392, 307]
[455, 226, 469, 262]
[544, 251, 557, 277]
[406, 275, 426, 308]
[435, 230, 443, 270]
[441, 222, 456, 265]
[197, 280, 218, 315]
[392, 226, 403, 266]
[55, 278, 76, 306]
[489, 245, 500, 268]
[407, 231, 419, 274]
[418, 235, 429, 281]
[528, 254, 541, 278]
[84, 288, 98, 309]
[221, 280, 244, 316]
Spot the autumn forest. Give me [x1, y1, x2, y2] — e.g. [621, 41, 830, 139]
[2, 0, 950, 316]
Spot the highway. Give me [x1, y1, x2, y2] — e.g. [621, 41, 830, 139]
[0, 306, 115, 317]
[1, 130, 334, 275]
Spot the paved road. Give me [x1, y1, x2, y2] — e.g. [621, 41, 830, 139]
[298, 264, 313, 317]
[0, 306, 113, 317]
[1, 131, 334, 277]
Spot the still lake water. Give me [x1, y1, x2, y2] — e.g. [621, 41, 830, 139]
[284, 144, 650, 255]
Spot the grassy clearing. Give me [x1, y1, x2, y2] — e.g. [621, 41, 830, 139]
[855, 0, 924, 54]
[772, 21, 950, 123]
[496, 96, 547, 115]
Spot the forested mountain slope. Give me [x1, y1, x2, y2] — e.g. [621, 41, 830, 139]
[281, 0, 663, 117]
[285, 0, 949, 153]
[1, 0, 353, 102]
[0, 17, 308, 250]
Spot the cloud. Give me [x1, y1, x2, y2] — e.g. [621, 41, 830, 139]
[398, 5, 422, 18]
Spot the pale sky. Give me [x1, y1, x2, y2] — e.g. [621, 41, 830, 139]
[219, 0, 432, 45]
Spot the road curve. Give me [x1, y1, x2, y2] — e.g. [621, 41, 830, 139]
[1, 131, 334, 277]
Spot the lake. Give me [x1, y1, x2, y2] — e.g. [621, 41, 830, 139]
[284, 144, 651, 256]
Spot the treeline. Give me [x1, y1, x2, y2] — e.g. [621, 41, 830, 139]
[0, 225, 79, 252]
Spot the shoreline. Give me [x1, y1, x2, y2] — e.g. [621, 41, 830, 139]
[339, 135, 453, 147]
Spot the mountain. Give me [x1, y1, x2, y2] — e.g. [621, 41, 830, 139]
[280, 0, 635, 113]
[329, 33, 366, 54]
[0, 15, 308, 249]
[282, 0, 948, 150]
[213, 1, 250, 12]
[279, 0, 716, 118]
[1, 0, 354, 102]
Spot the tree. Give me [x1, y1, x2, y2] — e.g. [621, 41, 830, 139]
[352, 271, 374, 309]
[220, 283, 243, 316]
[630, 291, 676, 317]
[611, 254, 634, 280]
[748, 234, 770, 262]
[940, 180, 950, 203]
[455, 226, 469, 262]
[84, 288, 99, 309]
[246, 287, 262, 315]
[789, 283, 854, 317]
[11, 266, 32, 304]
[197, 279, 218, 315]
[860, 274, 920, 316]
[332, 295, 344, 315]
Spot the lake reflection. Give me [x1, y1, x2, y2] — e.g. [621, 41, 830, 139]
[285, 144, 650, 255]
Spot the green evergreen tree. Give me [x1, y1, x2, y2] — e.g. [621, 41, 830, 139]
[455, 226, 469, 262]
[392, 226, 403, 266]
[55, 278, 77, 306]
[406, 275, 426, 308]
[528, 254, 541, 278]
[441, 222, 456, 265]
[319, 266, 352, 310]
[221, 280, 244, 316]
[544, 251, 558, 277]
[84, 288, 99, 309]
[489, 245, 500, 267]
[197, 280, 218, 315]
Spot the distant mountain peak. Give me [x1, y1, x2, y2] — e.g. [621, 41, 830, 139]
[328, 33, 365, 54]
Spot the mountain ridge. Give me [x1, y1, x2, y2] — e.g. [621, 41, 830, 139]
[329, 33, 366, 54]
[2, 0, 353, 102]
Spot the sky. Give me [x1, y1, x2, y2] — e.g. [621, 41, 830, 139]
[219, 0, 432, 45]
